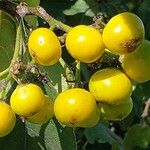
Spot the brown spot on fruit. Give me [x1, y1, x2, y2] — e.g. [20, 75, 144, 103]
[121, 36, 142, 53]
[31, 50, 36, 58]
[70, 117, 77, 125]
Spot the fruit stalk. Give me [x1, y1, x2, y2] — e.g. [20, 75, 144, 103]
[0, 68, 9, 79]
[75, 61, 81, 87]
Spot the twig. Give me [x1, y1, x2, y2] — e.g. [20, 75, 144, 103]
[16, 3, 72, 32]
[141, 98, 150, 118]
[0, 1, 72, 32]
[75, 61, 81, 87]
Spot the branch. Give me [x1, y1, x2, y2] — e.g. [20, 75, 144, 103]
[0, 1, 72, 32]
[141, 98, 150, 118]
[75, 61, 81, 87]
[16, 3, 72, 32]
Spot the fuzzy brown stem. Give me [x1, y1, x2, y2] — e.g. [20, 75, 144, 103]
[141, 98, 150, 118]
[16, 3, 72, 32]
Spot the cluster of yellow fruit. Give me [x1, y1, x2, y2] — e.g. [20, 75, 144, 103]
[66, 12, 150, 83]
[28, 12, 150, 83]
[54, 68, 133, 128]
[102, 12, 150, 83]
[0, 83, 54, 137]
[27, 12, 150, 127]
[0, 69, 133, 137]
[1, 11, 150, 137]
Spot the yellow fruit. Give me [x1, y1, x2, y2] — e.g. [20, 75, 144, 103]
[28, 28, 62, 66]
[89, 68, 132, 104]
[99, 97, 133, 121]
[65, 25, 105, 63]
[54, 88, 99, 128]
[102, 12, 145, 54]
[10, 83, 45, 117]
[27, 95, 54, 124]
[0, 101, 16, 137]
[120, 40, 150, 83]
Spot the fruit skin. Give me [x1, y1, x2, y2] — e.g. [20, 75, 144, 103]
[120, 40, 150, 83]
[99, 97, 133, 121]
[10, 83, 45, 117]
[102, 12, 145, 55]
[27, 95, 54, 124]
[65, 25, 105, 63]
[28, 28, 62, 66]
[54, 88, 99, 128]
[89, 68, 132, 104]
[0, 101, 16, 137]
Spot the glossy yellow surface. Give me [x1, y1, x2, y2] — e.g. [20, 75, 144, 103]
[89, 68, 132, 104]
[10, 83, 45, 117]
[27, 95, 54, 124]
[102, 12, 145, 54]
[66, 25, 105, 63]
[99, 97, 133, 121]
[120, 40, 150, 83]
[0, 101, 16, 137]
[54, 88, 99, 128]
[28, 28, 62, 66]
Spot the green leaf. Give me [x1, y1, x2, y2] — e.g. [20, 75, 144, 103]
[24, 0, 40, 7]
[24, 16, 39, 28]
[84, 123, 123, 149]
[40, 0, 75, 23]
[0, 119, 25, 150]
[140, 80, 150, 99]
[41, 62, 70, 98]
[23, 0, 40, 28]
[0, 118, 76, 150]
[63, 0, 98, 17]
[136, 0, 150, 39]
[124, 124, 150, 150]
[8, 0, 40, 6]
[80, 63, 91, 82]
[27, 119, 76, 150]
[0, 11, 16, 72]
